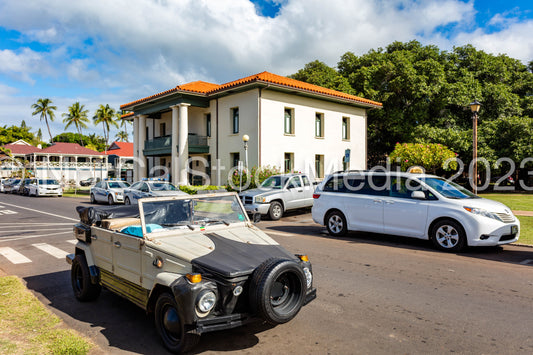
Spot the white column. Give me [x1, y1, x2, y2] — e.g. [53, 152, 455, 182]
[170, 105, 179, 185]
[178, 104, 190, 185]
[138, 114, 147, 180]
[133, 116, 140, 181]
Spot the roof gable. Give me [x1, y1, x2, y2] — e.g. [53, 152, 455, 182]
[104, 141, 133, 156]
[40, 142, 101, 156]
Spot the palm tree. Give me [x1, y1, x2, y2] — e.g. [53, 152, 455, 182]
[31, 98, 57, 142]
[93, 104, 119, 150]
[115, 130, 129, 142]
[62, 102, 90, 146]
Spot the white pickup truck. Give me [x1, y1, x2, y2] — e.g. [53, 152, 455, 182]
[238, 173, 316, 220]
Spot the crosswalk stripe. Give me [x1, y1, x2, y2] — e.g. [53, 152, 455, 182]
[32, 243, 69, 259]
[0, 247, 31, 264]
[67, 240, 78, 245]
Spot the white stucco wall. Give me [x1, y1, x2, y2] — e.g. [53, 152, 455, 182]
[259, 90, 367, 180]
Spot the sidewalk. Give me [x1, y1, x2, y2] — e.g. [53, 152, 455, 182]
[513, 210, 533, 217]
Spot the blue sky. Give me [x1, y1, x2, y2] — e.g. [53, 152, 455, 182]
[0, 0, 532, 141]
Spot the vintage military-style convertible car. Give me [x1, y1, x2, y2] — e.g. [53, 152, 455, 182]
[67, 192, 316, 353]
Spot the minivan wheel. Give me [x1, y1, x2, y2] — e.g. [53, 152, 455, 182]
[326, 210, 348, 237]
[431, 219, 466, 252]
[268, 201, 283, 220]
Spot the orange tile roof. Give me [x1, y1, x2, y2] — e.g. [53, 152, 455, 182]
[104, 141, 133, 157]
[120, 71, 382, 109]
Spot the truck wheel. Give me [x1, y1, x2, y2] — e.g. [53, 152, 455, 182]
[268, 201, 283, 220]
[71, 254, 101, 301]
[249, 258, 306, 324]
[155, 292, 200, 353]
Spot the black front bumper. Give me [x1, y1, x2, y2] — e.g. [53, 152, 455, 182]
[195, 287, 317, 334]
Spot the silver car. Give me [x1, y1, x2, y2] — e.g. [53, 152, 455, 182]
[90, 180, 130, 204]
[124, 180, 187, 205]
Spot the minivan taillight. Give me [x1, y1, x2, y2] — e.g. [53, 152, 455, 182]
[313, 194, 320, 199]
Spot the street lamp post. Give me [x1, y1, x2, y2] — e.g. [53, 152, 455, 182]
[469, 100, 481, 195]
[242, 134, 249, 171]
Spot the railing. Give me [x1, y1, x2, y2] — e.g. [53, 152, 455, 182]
[144, 134, 209, 155]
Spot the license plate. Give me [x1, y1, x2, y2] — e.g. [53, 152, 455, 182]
[511, 225, 518, 234]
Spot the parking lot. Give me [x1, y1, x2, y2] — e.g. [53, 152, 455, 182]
[1, 192, 533, 354]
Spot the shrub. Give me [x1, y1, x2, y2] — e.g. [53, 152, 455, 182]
[228, 165, 281, 191]
[389, 143, 458, 173]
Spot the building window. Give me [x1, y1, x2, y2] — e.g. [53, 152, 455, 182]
[342, 117, 350, 140]
[231, 152, 240, 169]
[146, 126, 149, 140]
[284, 108, 294, 135]
[315, 154, 324, 178]
[231, 108, 239, 134]
[206, 113, 211, 137]
[284, 152, 294, 173]
[315, 113, 324, 138]
[160, 157, 166, 168]
[159, 122, 166, 137]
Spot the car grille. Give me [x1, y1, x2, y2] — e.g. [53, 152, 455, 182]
[240, 196, 253, 205]
[494, 212, 515, 223]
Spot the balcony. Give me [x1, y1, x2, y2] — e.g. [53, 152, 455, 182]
[143, 134, 209, 156]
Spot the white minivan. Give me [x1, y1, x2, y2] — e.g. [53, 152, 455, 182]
[312, 171, 520, 252]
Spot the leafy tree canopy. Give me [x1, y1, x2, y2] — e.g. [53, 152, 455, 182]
[53, 132, 106, 152]
[292, 40, 533, 168]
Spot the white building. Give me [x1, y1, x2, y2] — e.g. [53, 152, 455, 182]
[121, 72, 382, 185]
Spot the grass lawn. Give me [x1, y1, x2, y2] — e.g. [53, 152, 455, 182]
[480, 193, 533, 245]
[478, 193, 533, 211]
[0, 276, 94, 354]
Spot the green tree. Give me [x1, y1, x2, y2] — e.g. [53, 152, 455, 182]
[0, 125, 39, 146]
[115, 130, 129, 142]
[290, 60, 354, 94]
[31, 98, 57, 143]
[62, 102, 90, 146]
[93, 104, 119, 149]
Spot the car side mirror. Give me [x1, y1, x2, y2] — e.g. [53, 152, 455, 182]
[411, 191, 426, 200]
[252, 212, 261, 223]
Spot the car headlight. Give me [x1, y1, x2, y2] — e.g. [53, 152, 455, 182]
[197, 290, 216, 313]
[254, 196, 267, 204]
[114, 192, 122, 197]
[464, 206, 502, 222]
[303, 267, 313, 289]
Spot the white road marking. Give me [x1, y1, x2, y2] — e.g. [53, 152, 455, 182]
[0, 231, 71, 243]
[266, 231, 297, 237]
[519, 259, 533, 265]
[67, 240, 77, 244]
[32, 243, 69, 259]
[0, 228, 72, 234]
[0, 247, 31, 264]
[0, 222, 74, 226]
[0, 201, 78, 222]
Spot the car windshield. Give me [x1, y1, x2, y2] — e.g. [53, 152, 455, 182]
[149, 182, 178, 191]
[108, 181, 130, 189]
[140, 194, 247, 233]
[260, 176, 288, 189]
[38, 179, 59, 185]
[420, 177, 478, 199]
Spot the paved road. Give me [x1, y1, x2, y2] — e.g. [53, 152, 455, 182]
[1, 193, 533, 354]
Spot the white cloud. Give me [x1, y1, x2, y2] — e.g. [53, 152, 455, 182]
[0, 0, 531, 138]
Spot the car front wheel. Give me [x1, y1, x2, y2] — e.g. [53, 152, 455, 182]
[431, 219, 466, 252]
[108, 195, 114, 205]
[124, 197, 131, 205]
[90, 193, 96, 204]
[154, 292, 200, 353]
[325, 210, 348, 237]
[71, 254, 101, 301]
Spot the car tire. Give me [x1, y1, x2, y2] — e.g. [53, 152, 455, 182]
[154, 292, 200, 353]
[249, 258, 306, 325]
[71, 254, 101, 301]
[325, 210, 348, 237]
[430, 219, 466, 252]
[90, 193, 96, 204]
[108, 195, 114, 205]
[268, 201, 283, 221]
[124, 197, 131, 205]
